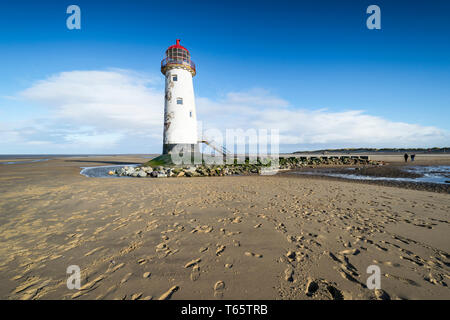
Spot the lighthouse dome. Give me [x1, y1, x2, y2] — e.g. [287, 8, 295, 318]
[167, 39, 190, 54]
[161, 39, 196, 76]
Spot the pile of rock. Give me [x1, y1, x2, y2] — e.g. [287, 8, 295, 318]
[278, 156, 381, 170]
[108, 156, 383, 178]
[109, 163, 265, 178]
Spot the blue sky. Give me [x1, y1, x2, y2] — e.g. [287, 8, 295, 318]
[0, 0, 449, 153]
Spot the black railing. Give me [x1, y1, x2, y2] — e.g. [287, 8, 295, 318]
[161, 57, 196, 73]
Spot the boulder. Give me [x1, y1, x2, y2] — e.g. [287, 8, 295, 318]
[126, 167, 136, 175]
[185, 166, 197, 173]
[177, 171, 185, 177]
[137, 171, 147, 177]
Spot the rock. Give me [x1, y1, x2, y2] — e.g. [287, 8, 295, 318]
[177, 171, 185, 177]
[108, 170, 115, 175]
[185, 166, 196, 173]
[137, 171, 147, 177]
[156, 173, 167, 178]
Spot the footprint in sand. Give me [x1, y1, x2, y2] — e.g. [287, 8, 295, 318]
[216, 245, 226, 256]
[305, 279, 319, 296]
[284, 268, 294, 282]
[120, 273, 133, 285]
[107, 262, 125, 274]
[339, 248, 360, 256]
[184, 258, 201, 268]
[131, 292, 143, 300]
[245, 251, 263, 258]
[190, 265, 201, 281]
[326, 285, 344, 300]
[158, 286, 179, 300]
[214, 281, 225, 298]
[71, 275, 106, 299]
[374, 289, 390, 300]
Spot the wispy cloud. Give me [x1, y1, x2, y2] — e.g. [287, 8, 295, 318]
[1, 69, 448, 153]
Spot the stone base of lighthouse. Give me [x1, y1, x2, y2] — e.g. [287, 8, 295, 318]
[163, 143, 199, 155]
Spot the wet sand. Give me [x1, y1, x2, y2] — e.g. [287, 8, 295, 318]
[286, 164, 450, 194]
[0, 155, 449, 300]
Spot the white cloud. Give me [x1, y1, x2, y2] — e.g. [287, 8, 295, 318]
[1, 69, 448, 153]
[3, 69, 165, 153]
[197, 92, 449, 149]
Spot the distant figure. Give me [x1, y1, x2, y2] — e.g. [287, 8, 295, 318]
[411, 154, 416, 161]
[404, 153, 409, 162]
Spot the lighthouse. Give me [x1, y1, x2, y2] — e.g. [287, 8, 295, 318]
[161, 39, 198, 155]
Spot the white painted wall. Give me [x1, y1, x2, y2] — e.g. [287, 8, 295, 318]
[163, 68, 198, 145]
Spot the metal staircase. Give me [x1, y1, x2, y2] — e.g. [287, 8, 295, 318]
[199, 139, 231, 156]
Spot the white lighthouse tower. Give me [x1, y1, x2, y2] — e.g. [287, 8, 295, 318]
[161, 39, 198, 155]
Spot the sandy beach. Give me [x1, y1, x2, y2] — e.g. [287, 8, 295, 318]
[0, 155, 449, 300]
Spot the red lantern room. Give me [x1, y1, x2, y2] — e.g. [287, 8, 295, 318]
[161, 39, 196, 76]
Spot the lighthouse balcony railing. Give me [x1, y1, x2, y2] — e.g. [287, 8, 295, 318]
[161, 57, 196, 72]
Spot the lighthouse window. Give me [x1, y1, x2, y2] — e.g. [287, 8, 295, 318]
[177, 98, 183, 105]
[189, 111, 192, 117]
[172, 75, 178, 81]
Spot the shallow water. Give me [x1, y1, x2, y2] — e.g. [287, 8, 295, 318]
[2, 159, 49, 165]
[292, 165, 450, 185]
[80, 164, 138, 178]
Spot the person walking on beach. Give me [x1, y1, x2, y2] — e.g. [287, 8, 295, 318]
[404, 153, 409, 162]
[411, 154, 416, 161]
